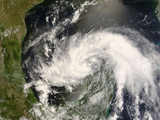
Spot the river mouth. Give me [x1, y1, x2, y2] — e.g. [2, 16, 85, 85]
[22, 0, 160, 120]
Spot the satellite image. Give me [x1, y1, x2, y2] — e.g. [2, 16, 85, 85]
[0, 0, 160, 120]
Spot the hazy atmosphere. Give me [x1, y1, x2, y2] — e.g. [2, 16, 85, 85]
[1, 0, 160, 120]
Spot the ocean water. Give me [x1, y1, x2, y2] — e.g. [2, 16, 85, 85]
[22, 0, 160, 120]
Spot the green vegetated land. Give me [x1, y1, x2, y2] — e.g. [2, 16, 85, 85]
[0, 0, 160, 120]
[0, 0, 43, 120]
